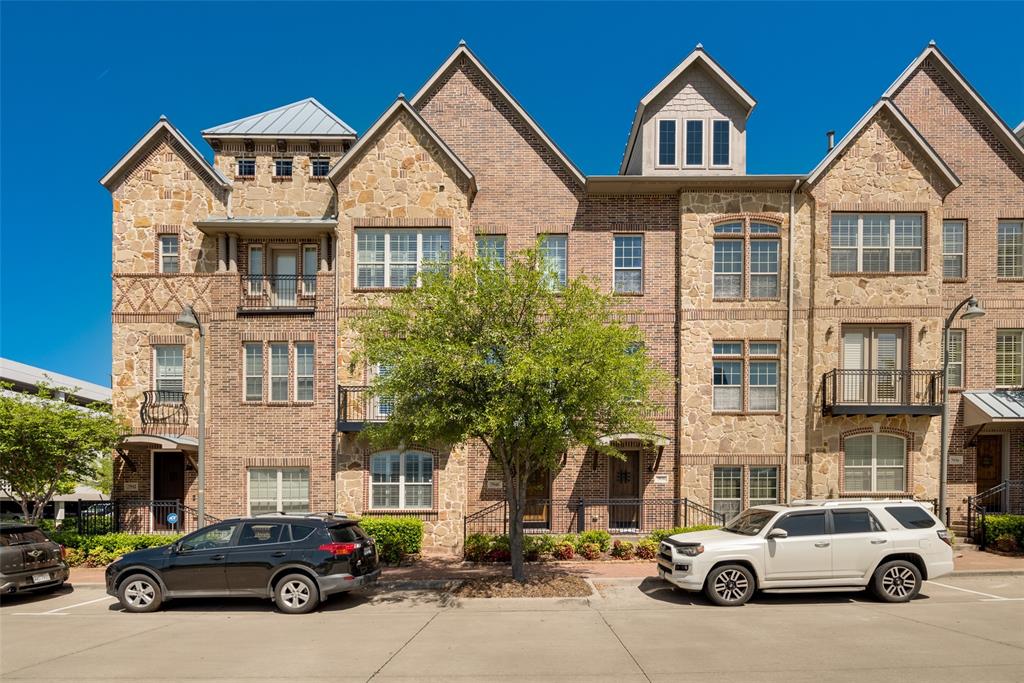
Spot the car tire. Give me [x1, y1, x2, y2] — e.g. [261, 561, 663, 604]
[872, 560, 922, 603]
[118, 573, 163, 613]
[704, 564, 755, 606]
[274, 574, 319, 614]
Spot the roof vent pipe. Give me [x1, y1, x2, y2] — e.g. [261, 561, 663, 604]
[827, 130, 835, 151]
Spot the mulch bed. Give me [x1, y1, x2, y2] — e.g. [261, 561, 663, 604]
[451, 574, 593, 598]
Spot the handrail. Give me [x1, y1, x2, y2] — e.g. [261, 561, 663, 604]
[822, 368, 944, 411]
[140, 390, 189, 426]
[966, 480, 1023, 548]
[240, 274, 316, 309]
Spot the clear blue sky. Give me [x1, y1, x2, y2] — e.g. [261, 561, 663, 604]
[1, 2, 1021, 387]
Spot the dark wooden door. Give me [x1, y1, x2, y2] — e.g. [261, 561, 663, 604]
[153, 451, 185, 530]
[608, 451, 640, 530]
[523, 470, 550, 528]
[976, 436, 1003, 511]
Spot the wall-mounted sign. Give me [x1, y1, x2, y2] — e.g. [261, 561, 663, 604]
[124, 482, 139, 492]
[486, 479, 503, 490]
[653, 473, 669, 485]
[948, 455, 964, 465]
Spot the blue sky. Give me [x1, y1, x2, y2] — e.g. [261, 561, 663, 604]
[1, 2, 1021, 387]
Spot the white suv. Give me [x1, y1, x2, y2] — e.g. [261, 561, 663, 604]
[658, 500, 953, 606]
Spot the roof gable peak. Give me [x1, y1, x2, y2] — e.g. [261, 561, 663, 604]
[100, 117, 230, 191]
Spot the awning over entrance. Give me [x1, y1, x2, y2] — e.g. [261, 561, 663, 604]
[962, 391, 1024, 427]
[597, 432, 671, 447]
[120, 433, 199, 452]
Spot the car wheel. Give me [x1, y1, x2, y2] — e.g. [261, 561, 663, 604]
[118, 574, 163, 613]
[274, 574, 319, 614]
[872, 560, 922, 603]
[704, 564, 755, 606]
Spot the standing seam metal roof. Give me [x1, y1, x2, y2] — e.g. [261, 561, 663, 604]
[202, 98, 356, 137]
[963, 391, 1024, 421]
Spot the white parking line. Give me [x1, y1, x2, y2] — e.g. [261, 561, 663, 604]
[12, 595, 115, 616]
[926, 581, 1020, 601]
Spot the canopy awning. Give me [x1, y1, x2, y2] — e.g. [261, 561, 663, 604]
[597, 432, 671, 447]
[963, 391, 1024, 427]
[120, 434, 199, 452]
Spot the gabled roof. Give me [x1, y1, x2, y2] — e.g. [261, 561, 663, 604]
[805, 99, 960, 190]
[410, 41, 585, 187]
[328, 96, 476, 194]
[202, 98, 356, 139]
[1016, 121, 1024, 142]
[100, 116, 231, 191]
[619, 45, 757, 174]
[883, 42, 1024, 168]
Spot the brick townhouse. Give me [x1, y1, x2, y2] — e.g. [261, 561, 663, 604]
[101, 41, 1024, 552]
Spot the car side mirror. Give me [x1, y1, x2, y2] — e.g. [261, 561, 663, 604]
[767, 528, 788, 540]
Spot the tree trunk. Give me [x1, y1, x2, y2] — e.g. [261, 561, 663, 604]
[508, 489, 526, 581]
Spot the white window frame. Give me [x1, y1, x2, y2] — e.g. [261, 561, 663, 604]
[713, 238, 743, 299]
[830, 213, 924, 274]
[369, 450, 434, 510]
[539, 234, 568, 290]
[302, 244, 318, 295]
[997, 220, 1024, 278]
[655, 118, 678, 168]
[248, 245, 264, 295]
[749, 239, 779, 299]
[369, 364, 394, 420]
[942, 220, 966, 279]
[354, 229, 451, 289]
[159, 235, 180, 274]
[243, 342, 263, 402]
[710, 119, 731, 168]
[684, 119, 705, 168]
[247, 467, 310, 516]
[475, 235, 507, 267]
[713, 466, 742, 521]
[995, 329, 1023, 388]
[947, 329, 965, 390]
[269, 343, 289, 402]
[613, 234, 643, 294]
[749, 466, 779, 507]
[294, 342, 314, 403]
[712, 342, 743, 412]
[843, 433, 907, 493]
[748, 358, 779, 412]
[153, 345, 184, 396]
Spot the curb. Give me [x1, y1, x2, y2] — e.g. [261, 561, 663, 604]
[948, 569, 1024, 577]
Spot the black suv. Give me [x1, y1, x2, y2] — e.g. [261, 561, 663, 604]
[105, 513, 380, 614]
[1, 522, 70, 596]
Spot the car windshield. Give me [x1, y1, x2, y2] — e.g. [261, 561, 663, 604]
[722, 508, 777, 536]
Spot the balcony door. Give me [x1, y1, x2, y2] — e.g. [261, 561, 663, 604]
[271, 249, 297, 307]
[842, 326, 905, 404]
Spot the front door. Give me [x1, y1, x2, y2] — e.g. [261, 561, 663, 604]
[976, 435, 1004, 511]
[272, 249, 297, 306]
[152, 451, 185, 531]
[523, 470, 551, 529]
[608, 451, 641, 531]
[842, 326, 905, 404]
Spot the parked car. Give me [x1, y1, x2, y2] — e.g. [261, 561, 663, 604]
[83, 502, 113, 516]
[105, 513, 381, 614]
[658, 500, 953, 606]
[1, 522, 70, 595]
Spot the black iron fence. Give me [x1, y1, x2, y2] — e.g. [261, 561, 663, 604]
[78, 500, 219, 535]
[240, 275, 316, 310]
[822, 369, 943, 413]
[464, 497, 726, 538]
[140, 390, 188, 427]
[967, 480, 1024, 549]
[337, 385, 391, 431]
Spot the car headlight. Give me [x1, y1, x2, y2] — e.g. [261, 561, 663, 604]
[675, 544, 704, 557]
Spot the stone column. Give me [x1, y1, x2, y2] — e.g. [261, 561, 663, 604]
[228, 233, 238, 272]
[217, 234, 228, 272]
[320, 234, 329, 272]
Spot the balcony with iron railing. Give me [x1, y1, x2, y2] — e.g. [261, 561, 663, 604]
[239, 275, 317, 314]
[140, 390, 189, 427]
[337, 386, 392, 433]
[822, 369, 944, 416]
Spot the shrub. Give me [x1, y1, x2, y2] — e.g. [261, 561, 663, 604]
[610, 540, 635, 560]
[578, 542, 602, 560]
[993, 534, 1020, 553]
[486, 535, 511, 563]
[635, 538, 658, 560]
[552, 540, 575, 560]
[576, 530, 612, 553]
[358, 517, 424, 564]
[983, 514, 1024, 550]
[529, 534, 557, 557]
[646, 525, 718, 544]
[464, 533, 493, 562]
[50, 532, 182, 567]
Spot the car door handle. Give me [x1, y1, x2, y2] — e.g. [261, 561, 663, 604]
[870, 539, 888, 545]
[814, 542, 830, 548]
[210, 554, 225, 561]
[271, 551, 287, 558]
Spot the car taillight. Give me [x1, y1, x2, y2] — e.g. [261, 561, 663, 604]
[59, 545, 66, 560]
[318, 542, 358, 556]
[937, 529, 952, 547]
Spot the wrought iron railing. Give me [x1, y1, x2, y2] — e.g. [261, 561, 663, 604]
[140, 390, 189, 427]
[967, 480, 1024, 549]
[337, 386, 391, 431]
[79, 499, 221, 535]
[822, 369, 943, 414]
[240, 275, 316, 310]
[464, 497, 726, 538]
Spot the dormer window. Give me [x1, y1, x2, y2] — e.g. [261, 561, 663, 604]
[685, 120, 704, 166]
[712, 120, 731, 167]
[236, 157, 256, 177]
[311, 157, 330, 177]
[657, 120, 677, 167]
[274, 158, 293, 178]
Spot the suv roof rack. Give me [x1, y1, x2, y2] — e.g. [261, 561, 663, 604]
[252, 511, 350, 519]
[790, 499, 922, 507]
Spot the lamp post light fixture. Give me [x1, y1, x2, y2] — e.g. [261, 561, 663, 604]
[939, 296, 985, 520]
[175, 304, 206, 529]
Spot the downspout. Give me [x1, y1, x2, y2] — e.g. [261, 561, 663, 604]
[786, 179, 801, 503]
[675, 189, 683, 517]
[332, 183, 341, 513]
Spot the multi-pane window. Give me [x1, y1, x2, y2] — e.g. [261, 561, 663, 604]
[159, 235, 180, 273]
[996, 330, 1023, 387]
[540, 234, 568, 290]
[248, 468, 309, 515]
[311, 157, 330, 177]
[355, 229, 450, 289]
[295, 343, 314, 402]
[154, 345, 184, 397]
[713, 340, 780, 413]
[713, 240, 743, 298]
[843, 433, 906, 492]
[997, 220, 1024, 278]
[713, 219, 780, 300]
[685, 120, 704, 166]
[613, 235, 643, 294]
[302, 245, 318, 294]
[712, 120, 730, 166]
[657, 119, 677, 166]
[476, 235, 506, 266]
[244, 343, 263, 402]
[750, 241, 779, 298]
[713, 466, 742, 520]
[248, 245, 264, 294]
[830, 213, 923, 274]
[371, 364, 394, 420]
[942, 220, 965, 278]
[946, 329, 964, 389]
[274, 158, 293, 177]
[270, 343, 289, 402]
[236, 157, 256, 177]
[712, 342, 743, 411]
[749, 356, 779, 413]
[370, 451, 433, 509]
[749, 467, 779, 508]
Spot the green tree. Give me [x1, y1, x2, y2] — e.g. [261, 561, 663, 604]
[354, 250, 661, 580]
[0, 384, 125, 522]
[84, 455, 114, 497]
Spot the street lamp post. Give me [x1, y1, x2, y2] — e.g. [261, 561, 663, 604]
[175, 305, 206, 529]
[940, 296, 985, 520]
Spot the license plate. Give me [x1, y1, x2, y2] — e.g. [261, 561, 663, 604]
[363, 546, 374, 556]
[32, 573, 50, 584]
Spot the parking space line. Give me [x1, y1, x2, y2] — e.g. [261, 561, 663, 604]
[926, 581, 1013, 601]
[11, 595, 115, 616]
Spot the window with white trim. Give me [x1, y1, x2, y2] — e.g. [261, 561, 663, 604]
[159, 235, 180, 273]
[713, 220, 780, 300]
[613, 235, 643, 294]
[749, 467, 779, 507]
[657, 119, 677, 167]
[749, 359, 779, 412]
[685, 119, 704, 166]
[244, 343, 263, 402]
[274, 158, 293, 178]
[270, 343, 289, 402]
[843, 433, 906, 492]
[302, 245, 318, 294]
[295, 342, 314, 402]
[248, 245, 264, 294]
[153, 345, 184, 398]
[996, 329, 1023, 387]
[540, 234, 567, 290]
[476, 235, 506, 266]
[997, 220, 1023, 278]
[712, 342, 742, 411]
[370, 364, 394, 419]
[248, 468, 309, 515]
[942, 220, 965, 278]
[947, 329, 964, 389]
[711, 119, 730, 166]
[355, 229, 450, 288]
[236, 157, 256, 177]
[311, 157, 330, 177]
[830, 213, 923, 274]
[713, 466, 742, 520]
[714, 239, 743, 298]
[370, 451, 433, 509]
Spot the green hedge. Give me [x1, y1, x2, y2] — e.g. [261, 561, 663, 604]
[646, 525, 719, 544]
[983, 514, 1024, 549]
[358, 517, 424, 564]
[463, 525, 720, 562]
[51, 532, 181, 567]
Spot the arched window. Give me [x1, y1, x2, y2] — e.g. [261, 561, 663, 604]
[843, 433, 906, 492]
[370, 450, 433, 509]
